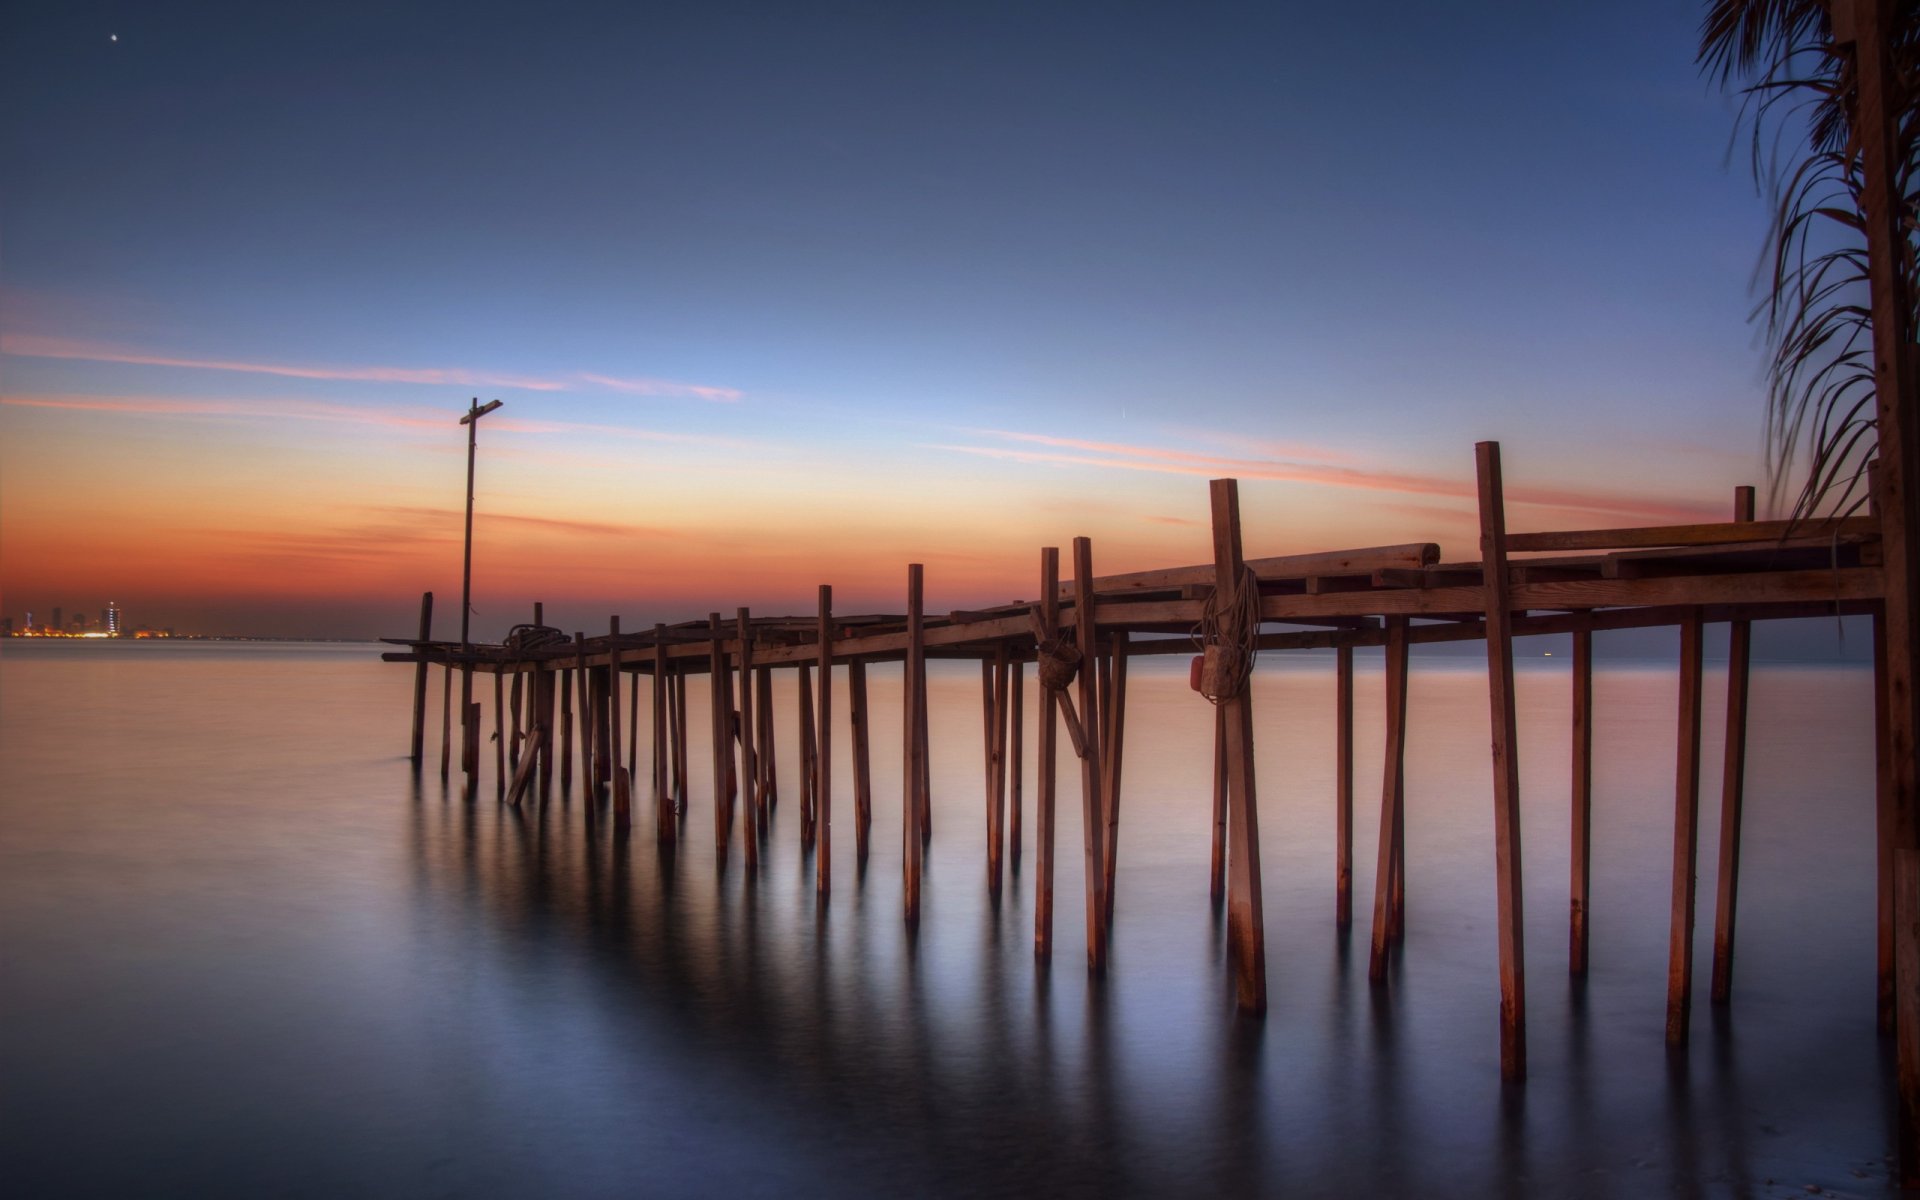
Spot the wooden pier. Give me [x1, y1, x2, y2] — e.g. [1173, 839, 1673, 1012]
[386, 442, 1896, 1094]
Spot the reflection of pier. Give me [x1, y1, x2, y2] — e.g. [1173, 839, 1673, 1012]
[385, 442, 1893, 1096]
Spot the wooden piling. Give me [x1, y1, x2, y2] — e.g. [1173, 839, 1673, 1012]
[1009, 658, 1025, 870]
[494, 670, 507, 799]
[709, 614, 727, 863]
[1476, 441, 1527, 1081]
[1570, 616, 1594, 975]
[904, 563, 926, 929]
[755, 665, 776, 824]
[440, 663, 453, 781]
[817, 586, 833, 896]
[627, 670, 640, 784]
[673, 669, 689, 813]
[1881, 608, 1897, 1032]
[560, 666, 574, 794]
[1710, 486, 1756, 1004]
[538, 660, 555, 803]
[509, 669, 524, 773]
[1035, 548, 1060, 961]
[987, 647, 1009, 898]
[1335, 642, 1354, 927]
[574, 634, 593, 794]
[1100, 630, 1129, 932]
[1210, 704, 1227, 905]
[410, 592, 433, 765]
[1073, 537, 1108, 973]
[610, 617, 630, 831]
[653, 624, 671, 840]
[737, 609, 758, 871]
[1209, 481, 1266, 1015]
[798, 661, 817, 848]
[1667, 610, 1706, 1048]
[465, 701, 482, 796]
[850, 658, 873, 867]
[1370, 616, 1409, 985]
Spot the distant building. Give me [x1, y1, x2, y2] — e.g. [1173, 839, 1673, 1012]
[51, 607, 62, 634]
[107, 601, 121, 636]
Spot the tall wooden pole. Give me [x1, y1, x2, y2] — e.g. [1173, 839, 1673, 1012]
[904, 564, 926, 929]
[1710, 486, 1757, 1002]
[1210, 480, 1266, 1015]
[1335, 642, 1354, 927]
[1100, 630, 1130, 932]
[1072, 536, 1108, 973]
[654, 624, 671, 842]
[1570, 614, 1594, 975]
[1035, 548, 1061, 961]
[410, 591, 433, 765]
[1369, 616, 1409, 985]
[850, 658, 873, 867]
[610, 616, 629, 831]
[816, 586, 833, 897]
[1476, 442, 1527, 1081]
[737, 609, 757, 872]
[1667, 611, 1706, 1047]
[709, 614, 727, 864]
[1009, 658, 1025, 870]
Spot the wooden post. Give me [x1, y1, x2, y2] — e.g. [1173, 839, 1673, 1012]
[440, 663, 453, 782]
[1369, 616, 1409, 985]
[673, 669, 689, 813]
[989, 647, 1010, 898]
[1667, 610, 1706, 1047]
[1335, 642, 1354, 927]
[410, 592, 433, 765]
[1570, 615, 1594, 975]
[1035, 548, 1060, 960]
[627, 670, 640, 784]
[465, 701, 482, 797]
[1072, 537, 1108, 972]
[1899, 849, 1920, 1186]
[737, 609, 757, 871]
[755, 666, 776, 824]
[850, 658, 873, 867]
[610, 617, 630, 831]
[1476, 441, 1527, 1081]
[1210, 704, 1227, 904]
[653, 625, 671, 840]
[904, 564, 926, 928]
[1100, 630, 1130, 931]
[817, 586, 833, 896]
[1881, 608, 1897, 1031]
[709, 614, 727, 863]
[538, 662, 555, 804]
[1009, 658, 1025, 870]
[560, 666, 574, 794]
[798, 662, 817, 849]
[1710, 487, 1756, 1003]
[494, 670, 507, 799]
[509, 668, 524, 774]
[1209, 482, 1266, 1014]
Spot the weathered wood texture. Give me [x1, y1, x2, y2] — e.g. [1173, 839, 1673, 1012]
[1710, 487, 1756, 1004]
[1477, 442, 1527, 1082]
[1667, 611, 1706, 1048]
[1211, 481, 1266, 1015]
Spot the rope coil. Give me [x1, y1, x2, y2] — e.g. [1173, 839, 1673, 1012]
[1194, 565, 1261, 703]
[505, 624, 568, 654]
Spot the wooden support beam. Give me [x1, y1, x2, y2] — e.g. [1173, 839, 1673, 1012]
[560, 666, 574, 795]
[410, 592, 433, 765]
[1667, 610, 1706, 1047]
[574, 634, 593, 796]
[755, 665, 776, 825]
[1056, 542, 1441, 598]
[986, 647, 1008, 899]
[1335, 643, 1354, 927]
[507, 728, 546, 807]
[1710, 487, 1757, 1004]
[537, 658, 555, 803]
[1505, 514, 1876, 553]
[798, 661, 817, 850]
[1100, 630, 1129, 932]
[673, 669, 689, 814]
[1073, 536, 1108, 973]
[610, 617, 629, 831]
[509, 668, 524, 774]
[1882, 608, 1897, 1032]
[817, 586, 833, 897]
[1369, 616, 1409, 985]
[1210, 703, 1227, 906]
[850, 657, 872, 868]
[708, 614, 727, 863]
[653, 625, 671, 841]
[1035, 548, 1060, 960]
[440, 663, 453, 782]
[1009, 659, 1025, 871]
[1210, 480, 1266, 1015]
[626, 670, 640, 784]
[1570, 616, 1594, 975]
[494, 670, 507, 799]
[904, 563, 925, 930]
[737, 609, 758, 872]
[465, 701, 482, 798]
[1901, 849, 1920, 1187]
[1477, 441, 1527, 1082]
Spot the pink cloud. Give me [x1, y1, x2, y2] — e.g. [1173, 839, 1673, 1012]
[1, 393, 450, 430]
[575, 373, 742, 402]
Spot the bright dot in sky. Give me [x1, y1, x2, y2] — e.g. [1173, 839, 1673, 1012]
[109, 33, 118, 42]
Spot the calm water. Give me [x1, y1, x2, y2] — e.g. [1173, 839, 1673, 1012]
[0, 637, 1895, 1197]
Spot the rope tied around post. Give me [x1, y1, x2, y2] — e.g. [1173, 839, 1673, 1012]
[1194, 564, 1261, 703]
[1027, 603, 1091, 758]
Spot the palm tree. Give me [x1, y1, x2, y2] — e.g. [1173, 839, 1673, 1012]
[1698, 0, 1919, 518]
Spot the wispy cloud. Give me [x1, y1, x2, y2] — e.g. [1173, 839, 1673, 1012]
[1, 334, 741, 401]
[1, 393, 450, 430]
[363, 505, 682, 539]
[934, 429, 1721, 524]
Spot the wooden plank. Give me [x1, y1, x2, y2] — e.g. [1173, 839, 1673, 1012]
[1667, 610, 1706, 1047]
[850, 657, 872, 868]
[1506, 515, 1875, 553]
[1074, 536, 1108, 973]
[1056, 542, 1441, 598]
[1009, 658, 1025, 871]
[905, 563, 925, 930]
[738, 609, 758, 872]
[506, 728, 546, 806]
[1035, 549, 1061, 960]
[1211, 481, 1266, 1014]
[1570, 616, 1594, 976]
[1100, 630, 1129, 931]
[817, 586, 832, 897]
[1478, 442, 1527, 1082]
[410, 592, 433, 765]
[1710, 486, 1757, 1004]
[1369, 616, 1409, 986]
[1336, 643, 1354, 927]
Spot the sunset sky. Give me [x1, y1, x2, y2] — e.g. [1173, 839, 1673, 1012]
[2, 2, 1777, 639]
